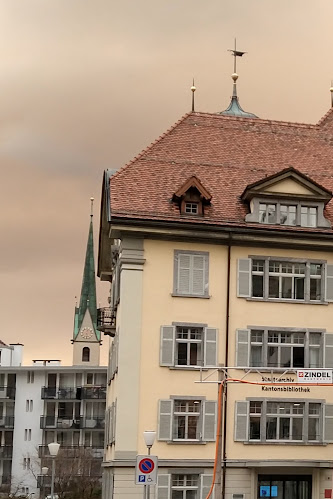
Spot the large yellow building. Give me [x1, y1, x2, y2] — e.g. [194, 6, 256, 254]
[98, 82, 333, 499]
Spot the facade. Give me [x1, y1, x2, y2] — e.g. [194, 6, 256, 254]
[98, 75, 333, 499]
[0, 213, 107, 498]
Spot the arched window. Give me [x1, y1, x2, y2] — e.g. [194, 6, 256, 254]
[82, 347, 90, 362]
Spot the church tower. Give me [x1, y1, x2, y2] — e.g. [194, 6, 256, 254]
[72, 199, 101, 366]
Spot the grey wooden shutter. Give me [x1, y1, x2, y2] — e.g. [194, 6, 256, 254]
[203, 401, 217, 441]
[237, 259, 251, 298]
[192, 254, 205, 295]
[324, 404, 333, 442]
[160, 326, 175, 366]
[236, 329, 250, 367]
[157, 474, 171, 499]
[324, 333, 333, 368]
[204, 328, 218, 367]
[234, 401, 249, 441]
[105, 408, 110, 446]
[112, 399, 117, 443]
[177, 253, 191, 294]
[325, 264, 333, 302]
[158, 400, 173, 441]
[200, 474, 215, 499]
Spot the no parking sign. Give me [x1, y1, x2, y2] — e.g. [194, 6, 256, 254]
[135, 455, 158, 485]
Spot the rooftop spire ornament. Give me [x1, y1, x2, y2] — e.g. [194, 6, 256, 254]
[330, 81, 333, 108]
[218, 38, 257, 119]
[191, 78, 196, 112]
[90, 197, 94, 218]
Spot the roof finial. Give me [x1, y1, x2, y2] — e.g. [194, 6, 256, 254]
[90, 197, 94, 218]
[330, 81, 333, 108]
[217, 39, 257, 119]
[191, 78, 196, 112]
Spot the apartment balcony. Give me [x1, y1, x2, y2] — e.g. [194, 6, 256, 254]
[40, 416, 104, 430]
[41, 387, 79, 400]
[0, 446, 13, 459]
[97, 307, 115, 336]
[0, 417, 14, 429]
[81, 386, 106, 400]
[39, 445, 103, 459]
[0, 387, 15, 399]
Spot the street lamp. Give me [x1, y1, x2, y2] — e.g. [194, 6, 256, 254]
[48, 442, 60, 499]
[143, 431, 156, 499]
[41, 467, 48, 499]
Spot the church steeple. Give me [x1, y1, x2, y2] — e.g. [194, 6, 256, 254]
[73, 199, 99, 342]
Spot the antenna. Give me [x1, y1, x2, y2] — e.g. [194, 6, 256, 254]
[191, 78, 196, 112]
[90, 197, 94, 218]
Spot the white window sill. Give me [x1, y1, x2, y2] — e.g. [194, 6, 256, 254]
[172, 293, 210, 299]
[167, 440, 207, 445]
[245, 440, 325, 446]
[247, 297, 328, 305]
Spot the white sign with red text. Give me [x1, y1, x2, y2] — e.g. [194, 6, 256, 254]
[297, 369, 332, 383]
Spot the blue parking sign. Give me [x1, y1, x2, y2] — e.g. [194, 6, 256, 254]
[139, 475, 146, 483]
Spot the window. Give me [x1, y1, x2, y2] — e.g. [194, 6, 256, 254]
[26, 400, 33, 412]
[160, 325, 217, 368]
[258, 202, 318, 227]
[23, 457, 30, 470]
[157, 474, 214, 499]
[171, 474, 199, 498]
[184, 202, 199, 215]
[27, 372, 34, 383]
[158, 398, 216, 443]
[236, 400, 323, 444]
[245, 329, 322, 368]
[173, 251, 209, 297]
[82, 347, 90, 362]
[174, 400, 201, 440]
[237, 257, 327, 303]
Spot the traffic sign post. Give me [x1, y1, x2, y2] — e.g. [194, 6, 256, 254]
[135, 455, 158, 485]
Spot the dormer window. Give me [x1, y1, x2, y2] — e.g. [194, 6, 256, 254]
[172, 176, 212, 217]
[258, 202, 317, 227]
[242, 168, 332, 229]
[185, 202, 199, 214]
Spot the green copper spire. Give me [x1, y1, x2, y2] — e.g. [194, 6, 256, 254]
[73, 199, 99, 341]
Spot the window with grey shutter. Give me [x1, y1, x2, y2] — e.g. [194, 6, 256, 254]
[204, 328, 218, 367]
[160, 326, 175, 366]
[236, 329, 250, 367]
[203, 401, 217, 441]
[174, 251, 209, 297]
[324, 404, 333, 442]
[200, 474, 214, 499]
[158, 400, 173, 441]
[157, 474, 171, 499]
[234, 401, 249, 441]
[237, 259, 251, 298]
[324, 333, 333, 368]
[325, 264, 333, 302]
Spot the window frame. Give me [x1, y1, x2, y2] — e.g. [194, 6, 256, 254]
[171, 473, 200, 498]
[173, 250, 209, 298]
[245, 197, 330, 228]
[247, 400, 323, 444]
[250, 256, 326, 303]
[248, 328, 324, 369]
[172, 399, 203, 442]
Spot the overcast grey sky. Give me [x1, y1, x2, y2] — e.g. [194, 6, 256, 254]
[1, 0, 333, 364]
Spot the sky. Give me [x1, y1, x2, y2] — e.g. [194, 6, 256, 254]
[1, 0, 333, 364]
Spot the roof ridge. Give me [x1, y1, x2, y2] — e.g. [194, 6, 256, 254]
[191, 111, 316, 129]
[317, 107, 333, 126]
[109, 112, 192, 180]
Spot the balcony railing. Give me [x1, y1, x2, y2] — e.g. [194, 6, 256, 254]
[0, 447, 13, 459]
[0, 387, 15, 399]
[40, 417, 105, 430]
[81, 386, 106, 400]
[41, 387, 79, 400]
[0, 417, 14, 429]
[39, 445, 103, 459]
[97, 307, 115, 336]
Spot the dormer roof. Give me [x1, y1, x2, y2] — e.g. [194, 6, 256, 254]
[173, 176, 212, 202]
[241, 167, 332, 203]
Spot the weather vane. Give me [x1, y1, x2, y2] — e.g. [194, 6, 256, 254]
[191, 78, 196, 112]
[228, 38, 247, 74]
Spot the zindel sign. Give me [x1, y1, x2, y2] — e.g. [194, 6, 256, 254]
[297, 369, 333, 383]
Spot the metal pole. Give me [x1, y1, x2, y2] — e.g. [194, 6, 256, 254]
[50, 458, 55, 499]
[147, 446, 151, 499]
[215, 370, 224, 498]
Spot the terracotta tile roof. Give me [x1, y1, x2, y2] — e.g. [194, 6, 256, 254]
[109, 111, 333, 232]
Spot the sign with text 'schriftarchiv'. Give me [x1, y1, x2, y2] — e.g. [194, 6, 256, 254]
[297, 369, 333, 384]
